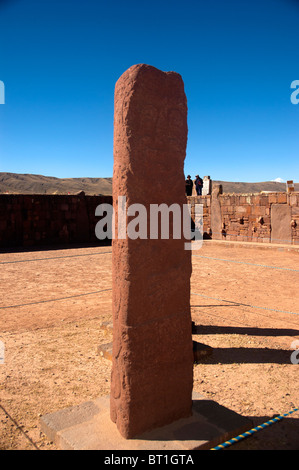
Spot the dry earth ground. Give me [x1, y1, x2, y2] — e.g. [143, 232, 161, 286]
[0, 241, 298, 450]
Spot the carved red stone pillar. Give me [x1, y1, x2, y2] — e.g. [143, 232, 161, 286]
[110, 64, 193, 439]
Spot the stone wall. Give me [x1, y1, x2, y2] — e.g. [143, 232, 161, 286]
[0, 191, 298, 249]
[0, 193, 112, 248]
[189, 191, 299, 245]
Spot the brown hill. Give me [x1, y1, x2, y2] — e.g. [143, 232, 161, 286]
[0, 173, 112, 195]
[0, 172, 298, 195]
[213, 180, 299, 194]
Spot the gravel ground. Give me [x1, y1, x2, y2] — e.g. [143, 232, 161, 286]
[0, 241, 298, 450]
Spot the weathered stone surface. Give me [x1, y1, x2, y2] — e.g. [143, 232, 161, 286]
[111, 64, 193, 439]
[40, 393, 253, 450]
[271, 204, 292, 244]
[211, 184, 222, 240]
[202, 176, 211, 196]
[97, 342, 113, 361]
[98, 339, 211, 365]
[99, 321, 113, 336]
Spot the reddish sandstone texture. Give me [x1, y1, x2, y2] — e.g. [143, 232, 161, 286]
[110, 64, 193, 438]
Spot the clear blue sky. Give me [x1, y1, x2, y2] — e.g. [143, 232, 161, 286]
[0, 0, 298, 182]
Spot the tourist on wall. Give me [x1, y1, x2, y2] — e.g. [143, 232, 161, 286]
[185, 175, 193, 196]
[195, 175, 203, 195]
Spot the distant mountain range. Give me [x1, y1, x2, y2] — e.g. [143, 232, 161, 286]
[213, 180, 298, 194]
[0, 172, 298, 195]
[0, 173, 113, 195]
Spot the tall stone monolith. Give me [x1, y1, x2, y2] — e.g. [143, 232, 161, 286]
[111, 64, 193, 439]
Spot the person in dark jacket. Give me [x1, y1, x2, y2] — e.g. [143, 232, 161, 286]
[195, 175, 203, 195]
[185, 175, 193, 196]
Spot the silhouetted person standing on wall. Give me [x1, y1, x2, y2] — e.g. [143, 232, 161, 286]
[195, 175, 203, 195]
[185, 175, 193, 196]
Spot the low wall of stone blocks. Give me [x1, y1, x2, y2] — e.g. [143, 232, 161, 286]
[0, 192, 298, 249]
[188, 191, 299, 245]
[0, 194, 112, 249]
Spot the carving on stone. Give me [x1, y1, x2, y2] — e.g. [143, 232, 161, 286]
[110, 64, 193, 439]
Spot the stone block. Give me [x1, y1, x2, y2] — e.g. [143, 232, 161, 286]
[97, 342, 113, 361]
[111, 64, 193, 439]
[271, 204, 292, 244]
[277, 193, 287, 204]
[40, 392, 253, 451]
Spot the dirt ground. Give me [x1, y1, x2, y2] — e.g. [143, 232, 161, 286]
[0, 240, 298, 450]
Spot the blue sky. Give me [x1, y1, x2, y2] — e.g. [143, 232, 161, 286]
[0, 0, 298, 182]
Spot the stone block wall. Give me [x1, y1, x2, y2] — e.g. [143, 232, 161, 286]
[188, 191, 299, 245]
[289, 193, 299, 244]
[0, 194, 112, 248]
[188, 195, 211, 236]
[0, 191, 298, 249]
[220, 193, 272, 243]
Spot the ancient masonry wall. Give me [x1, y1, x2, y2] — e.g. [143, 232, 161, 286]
[0, 193, 112, 248]
[0, 191, 298, 248]
[189, 191, 299, 245]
